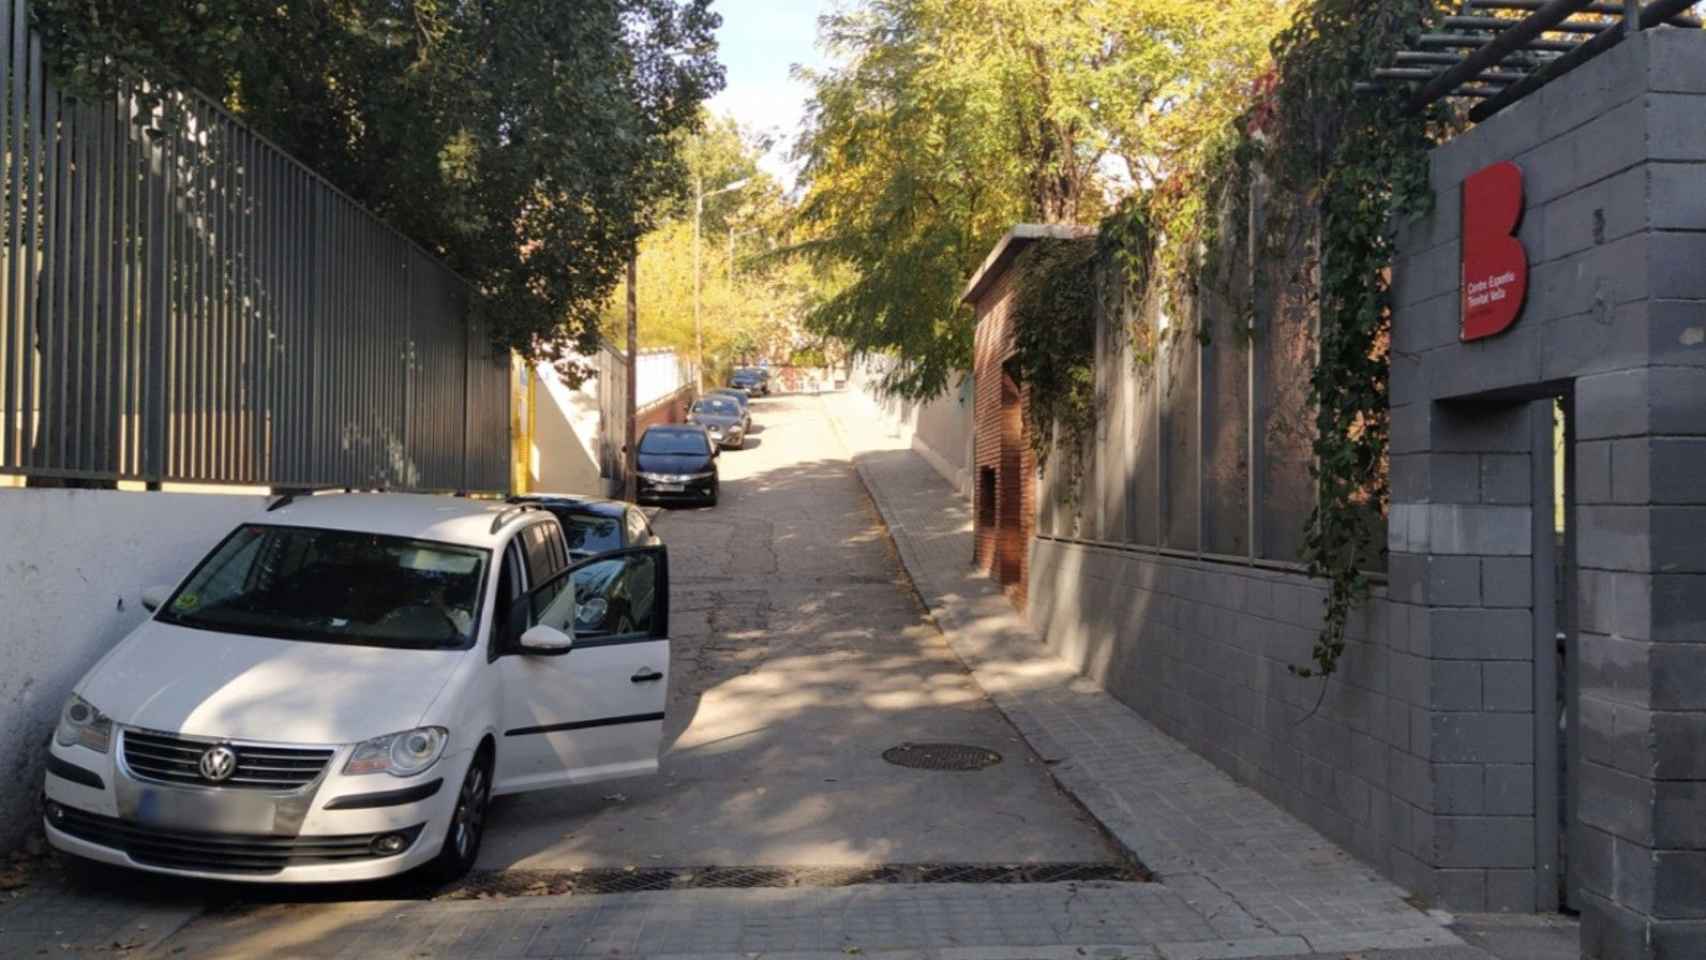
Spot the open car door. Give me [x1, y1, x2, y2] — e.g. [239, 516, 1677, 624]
[493, 545, 670, 795]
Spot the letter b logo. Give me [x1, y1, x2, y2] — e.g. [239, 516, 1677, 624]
[1460, 162, 1528, 341]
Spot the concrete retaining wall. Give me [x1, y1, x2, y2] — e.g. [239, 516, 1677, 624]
[1388, 29, 1706, 957]
[847, 361, 974, 498]
[0, 489, 269, 852]
[1029, 542, 1425, 894]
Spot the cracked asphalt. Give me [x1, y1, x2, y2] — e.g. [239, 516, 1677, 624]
[476, 391, 1111, 871]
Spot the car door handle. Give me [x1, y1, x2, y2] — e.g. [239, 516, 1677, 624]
[631, 668, 664, 683]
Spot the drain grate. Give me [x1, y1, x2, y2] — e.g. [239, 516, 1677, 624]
[440, 862, 1147, 900]
[881, 742, 1003, 771]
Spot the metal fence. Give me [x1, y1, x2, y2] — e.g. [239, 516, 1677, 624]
[0, 0, 510, 492]
[595, 342, 696, 497]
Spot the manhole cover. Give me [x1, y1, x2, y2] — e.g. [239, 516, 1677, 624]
[882, 742, 1002, 771]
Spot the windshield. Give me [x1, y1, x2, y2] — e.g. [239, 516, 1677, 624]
[156, 524, 488, 650]
[692, 399, 737, 417]
[556, 513, 623, 556]
[639, 431, 709, 455]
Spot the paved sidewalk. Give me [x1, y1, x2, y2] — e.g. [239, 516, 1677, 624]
[136, 880, 1294, 959]
[822, 393, 1470, 960]
[0, 867, 202, 956]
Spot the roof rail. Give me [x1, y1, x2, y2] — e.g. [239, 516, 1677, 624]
[489, 502, 546, 535]
[266, 487, 330, 511]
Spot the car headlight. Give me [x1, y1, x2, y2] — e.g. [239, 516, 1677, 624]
[56, 694, 112, 753]
[344, 727, 448, 777]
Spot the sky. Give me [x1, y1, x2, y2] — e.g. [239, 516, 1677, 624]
[705, 0, 840, 188]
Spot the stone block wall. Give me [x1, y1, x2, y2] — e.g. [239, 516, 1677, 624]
[1030, 541, 1412, 885]
[1389, 28, 1706, 957]
[1022, 27, 1706, 956]
[1383, 401, 1547, 914]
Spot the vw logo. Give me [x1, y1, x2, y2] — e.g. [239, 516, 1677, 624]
[198, 745, 238, 783]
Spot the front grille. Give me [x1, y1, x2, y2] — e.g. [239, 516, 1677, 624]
[53, 804, 421, 875]
[121, 729, 333, 790]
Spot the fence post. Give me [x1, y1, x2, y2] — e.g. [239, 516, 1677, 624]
[460, 299, 472, 495]
[624, 254, 638, 503]
[401, 252, 412, 481]
[142, 96, 169, 484]
[1248, 168, 1267, 562]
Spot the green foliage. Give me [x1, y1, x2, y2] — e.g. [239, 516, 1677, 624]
[789, 345, 829, 368]
[1094, 0, 1453, 680]
[1008, 237, 1100, 493]
[599, 114, 839, 379]
[790, 0, 1289, 402]
[31, 0, 724, 375]
[1265, 0, 1451, 679]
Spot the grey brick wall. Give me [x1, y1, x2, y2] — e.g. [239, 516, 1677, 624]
[1030, 542, 1412, 888]
[1025, 27, 1706, 958]
[1381, 400, 1543, 915]
[1387, 28, 1706, 960]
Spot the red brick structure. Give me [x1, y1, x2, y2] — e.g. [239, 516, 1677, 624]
[635, 386, 694, 434]
[963, 225, 1094, 611]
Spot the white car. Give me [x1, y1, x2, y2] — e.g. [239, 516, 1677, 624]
[42, 493, 670, 883]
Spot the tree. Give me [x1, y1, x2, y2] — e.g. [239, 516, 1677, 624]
[600, 113, 841, 384]
[31, 0, 725, 374]
[789, 0, 1293, 399]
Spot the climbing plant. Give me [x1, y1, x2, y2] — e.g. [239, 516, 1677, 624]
[1266, 0, 1451, 679]
[1095, 0, 1456, 680]
[1008, 237, 1101, 498]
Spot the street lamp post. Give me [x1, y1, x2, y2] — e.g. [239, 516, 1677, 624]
[692, 174, 749, 393]
[728, 226, 761, 286]
[624, 252, 638, 503]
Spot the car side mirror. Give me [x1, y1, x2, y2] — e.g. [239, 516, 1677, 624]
[140, 585, 172, 613]
[518, 624, 574, 656]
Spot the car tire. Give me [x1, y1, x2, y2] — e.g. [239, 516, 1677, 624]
[707, 485, 719, 507]
[428, 749, 492, 883]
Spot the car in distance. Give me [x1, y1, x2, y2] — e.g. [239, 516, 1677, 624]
[704, 388, 753, 431]
[635, 425, 719, 506]
[688, 395, 747, 450]
[508, 494, 660, 559]
[730, 367, 769, 396]
[42, 493, 671, 884]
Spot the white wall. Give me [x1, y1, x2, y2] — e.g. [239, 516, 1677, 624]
[0, 488, 270, 852]
[848, 360, 974, 499]
[634, 349, 688, 407]
[530, 363, 606, 496]
[524, 348, 694, 499]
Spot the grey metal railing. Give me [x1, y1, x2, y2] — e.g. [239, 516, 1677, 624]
[0, 0, 509, 492]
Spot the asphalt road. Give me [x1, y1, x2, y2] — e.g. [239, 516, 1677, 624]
[477, 391, 1109, 870]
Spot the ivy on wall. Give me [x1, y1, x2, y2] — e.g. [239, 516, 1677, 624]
[1263, 0, 1452, 679]
[1014, 0, 1458, 680]
[1008, 238, 1100, 498]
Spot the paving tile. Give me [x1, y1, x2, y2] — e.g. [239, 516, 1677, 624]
[825, 394, 1467, 955]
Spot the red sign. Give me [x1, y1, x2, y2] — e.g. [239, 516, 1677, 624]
[1460, 161, 1528, 341]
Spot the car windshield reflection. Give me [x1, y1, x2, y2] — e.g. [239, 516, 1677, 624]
[155, 524, 487, 650]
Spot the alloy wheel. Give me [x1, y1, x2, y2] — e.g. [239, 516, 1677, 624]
[452, 762, 489, 861]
